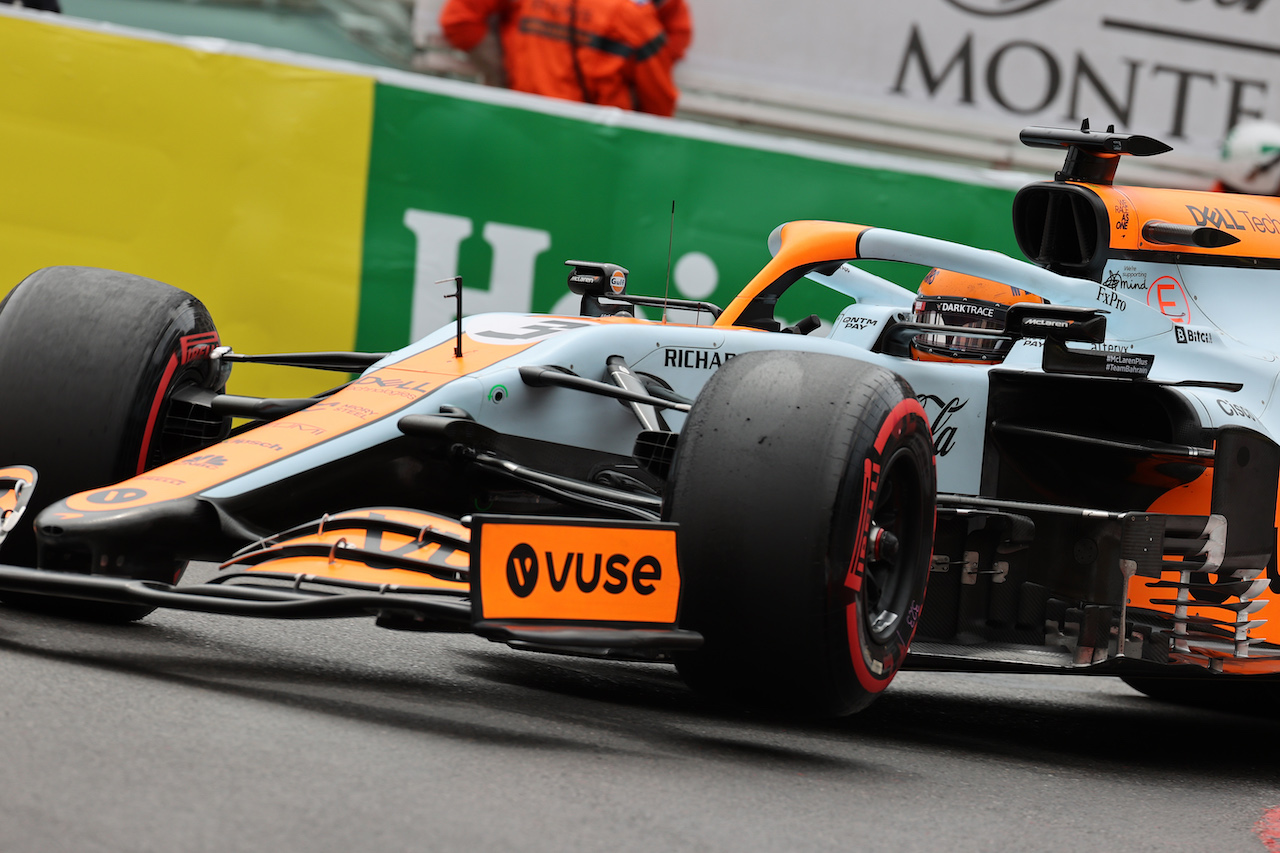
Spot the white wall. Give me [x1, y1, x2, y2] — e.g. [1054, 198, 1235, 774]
[415, 0, 1280, 184]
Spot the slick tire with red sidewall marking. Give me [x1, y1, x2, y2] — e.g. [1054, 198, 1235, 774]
[0, 267, 228, 621]
[667, 351, 936, 717]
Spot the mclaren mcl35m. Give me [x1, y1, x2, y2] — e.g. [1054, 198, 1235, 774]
[2, 124, 1279, 716]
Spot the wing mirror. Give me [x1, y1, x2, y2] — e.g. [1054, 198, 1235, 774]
[1005, 303, 1106, 343]
[566, 260, 628, 297]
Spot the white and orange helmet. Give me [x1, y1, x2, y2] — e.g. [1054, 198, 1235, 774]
[911, 268, 1045, 363]
[1219, 120, 1280, 196]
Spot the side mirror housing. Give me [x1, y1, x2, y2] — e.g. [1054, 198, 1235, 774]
[566, 260, 628, 297]
[1005, 303, 1107, 344]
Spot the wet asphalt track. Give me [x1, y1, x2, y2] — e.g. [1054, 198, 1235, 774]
[0, 564, 1277, 853]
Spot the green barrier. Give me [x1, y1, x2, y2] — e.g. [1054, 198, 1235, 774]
[359, 83, 1028, 351]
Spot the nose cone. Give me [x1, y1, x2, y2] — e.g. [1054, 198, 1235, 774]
[35, 493, 224, 572]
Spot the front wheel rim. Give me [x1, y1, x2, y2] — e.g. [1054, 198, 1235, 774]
[861, 446, 925, 645]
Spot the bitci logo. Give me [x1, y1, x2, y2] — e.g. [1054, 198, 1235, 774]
[1174, 326, 1213, 344]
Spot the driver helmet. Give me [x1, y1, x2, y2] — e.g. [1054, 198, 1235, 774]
[1219, 120, 1280, 195]
[911, 268, 1045, 363]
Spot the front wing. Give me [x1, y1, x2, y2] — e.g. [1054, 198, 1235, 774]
[0, 508, 703, 659]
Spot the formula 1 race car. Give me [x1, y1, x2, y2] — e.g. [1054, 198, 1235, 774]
[2, 123, 1279, 717]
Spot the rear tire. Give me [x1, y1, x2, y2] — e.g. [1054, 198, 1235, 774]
[0, 267, 229, 621]
[667, 351, 936, 717]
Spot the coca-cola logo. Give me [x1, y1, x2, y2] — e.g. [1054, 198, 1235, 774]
[943, 0, 1057, 14]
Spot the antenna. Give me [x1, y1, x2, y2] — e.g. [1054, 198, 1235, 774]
[439, 276, 463, 357]
[662, 200, 675, 323]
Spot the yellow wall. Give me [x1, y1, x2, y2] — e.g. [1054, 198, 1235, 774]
[0, 14, 373, 397]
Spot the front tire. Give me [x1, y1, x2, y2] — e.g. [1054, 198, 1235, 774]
[667, 351, 936, 717]
[0, 267, 229, 620]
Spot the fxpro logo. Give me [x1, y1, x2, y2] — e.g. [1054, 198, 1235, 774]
[943, 0, 1057, 15]
[505, 543, 663, 598]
